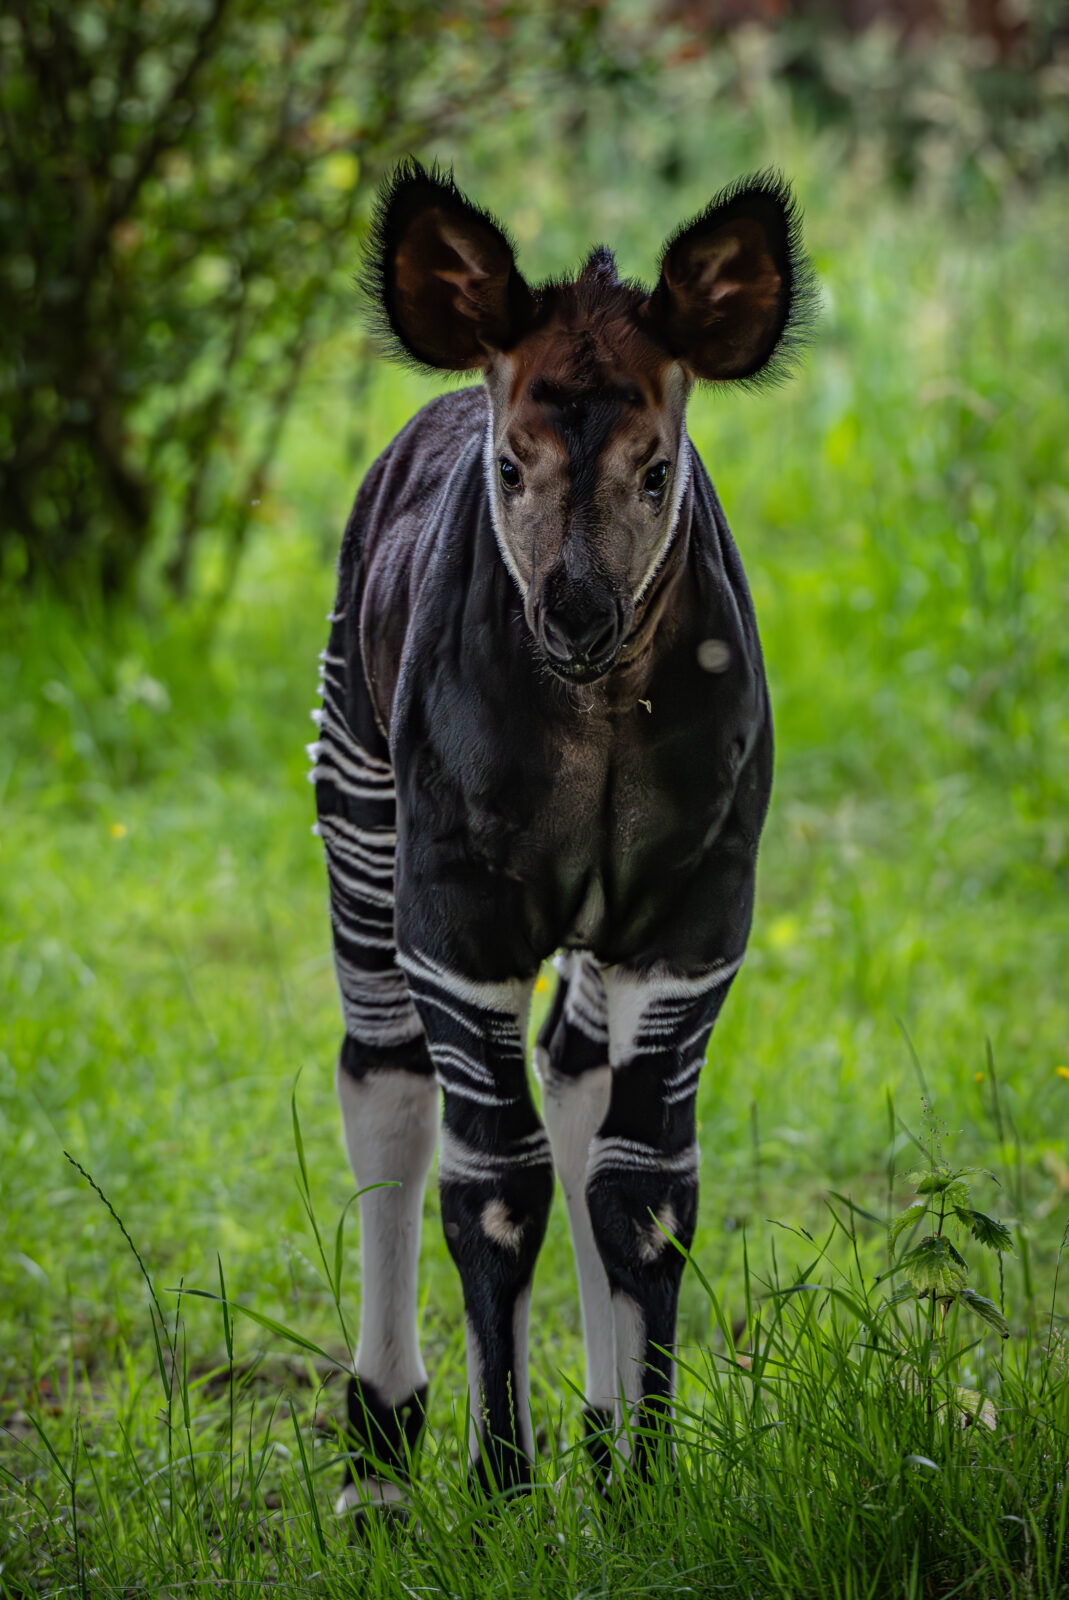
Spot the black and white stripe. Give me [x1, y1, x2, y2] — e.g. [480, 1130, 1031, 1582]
[398, 947, 532, 1114]
[559, 949, 610, 1046]
[586, 1135, 699, 1184]
[311, 644, 422, 1050]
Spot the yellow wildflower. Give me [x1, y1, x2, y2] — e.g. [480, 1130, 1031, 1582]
[1056, 1066, 1069, 1081]
[767, 913, 799, 951]
[974, 1071, 984, 1083]
[110, 822, 127, 840]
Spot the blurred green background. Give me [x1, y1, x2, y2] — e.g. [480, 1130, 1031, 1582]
[1, 0, 1068, 1546]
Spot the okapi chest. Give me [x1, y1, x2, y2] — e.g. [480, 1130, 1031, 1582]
[313, 160, 811, 1516]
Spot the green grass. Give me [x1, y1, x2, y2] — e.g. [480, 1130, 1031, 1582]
[1, 151, 1068, 1596]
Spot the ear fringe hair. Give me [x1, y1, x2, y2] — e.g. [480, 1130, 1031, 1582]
[658, 168, 818, 392]
[357, 156, 523, 377]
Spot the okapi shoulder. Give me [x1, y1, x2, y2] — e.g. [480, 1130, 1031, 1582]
[342, 385, 488, 566]
[354, 393, 491, 739]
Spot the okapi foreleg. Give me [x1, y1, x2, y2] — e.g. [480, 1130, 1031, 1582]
[589, 962, 742, 1477]
[400, 950, 554, 1492]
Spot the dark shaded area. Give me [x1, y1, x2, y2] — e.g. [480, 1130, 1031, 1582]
[0, 0, 617, 601]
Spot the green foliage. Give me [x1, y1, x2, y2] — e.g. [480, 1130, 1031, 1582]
[760, 4, 1069, 197]
[956, 1207, 1015, 1253]
[888, 1112, 1015, 1368]
[0, 0, 623, 599]
[6, 2, 1069, 605]
[897, 1232, 969, 1298]
[1, 1147, 1066, 1597]
[889, 1201, 926, 1252]
[958, 1287, 1010, 1338]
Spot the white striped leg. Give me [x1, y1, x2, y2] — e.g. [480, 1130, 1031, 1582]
[335, 1051, 438, 1515]
[586, 960, 742, 1477]
[534, 953, 615, 1465]
[311, 637, 440, 1511]
[400, 949, 554, 1492]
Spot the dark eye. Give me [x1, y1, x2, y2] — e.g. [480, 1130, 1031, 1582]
[643, 461, 669, 496]
[499, 458, 522, 492]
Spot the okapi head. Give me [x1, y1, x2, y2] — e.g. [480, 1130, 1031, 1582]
[365, 160, 812, 684]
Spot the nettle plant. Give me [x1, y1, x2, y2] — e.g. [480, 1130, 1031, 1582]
[885, 1119, 1014, 1355]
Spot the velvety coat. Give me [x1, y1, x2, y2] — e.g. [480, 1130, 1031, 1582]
[313, 163, 810, 1512]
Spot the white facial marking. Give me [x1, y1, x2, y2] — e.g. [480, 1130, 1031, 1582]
[633, 369, 693, 605]
[482, 377, 527, 600]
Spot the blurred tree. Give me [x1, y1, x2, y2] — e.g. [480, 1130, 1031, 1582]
[0, 0, 619, 601]
[658, 0, 1069, 195]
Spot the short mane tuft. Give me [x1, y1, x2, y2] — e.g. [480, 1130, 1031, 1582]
[579, 247, 619, 289]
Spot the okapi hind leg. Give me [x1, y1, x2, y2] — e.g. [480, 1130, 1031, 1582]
[313, 600, 438, 1516]
[334, 1038, 438, 1517]
[533, 953, 615, 1474]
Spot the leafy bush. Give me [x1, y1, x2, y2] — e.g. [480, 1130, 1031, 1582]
[0, 0, 615, 600]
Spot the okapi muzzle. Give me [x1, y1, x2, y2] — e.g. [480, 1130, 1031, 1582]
[321, 160, 813, 1518]
[536, 552, 633, 683]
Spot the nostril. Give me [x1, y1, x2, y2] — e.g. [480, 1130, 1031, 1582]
[583, 612, 619, 662]
[541, 612, 572, 661]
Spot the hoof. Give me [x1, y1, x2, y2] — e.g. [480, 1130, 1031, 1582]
[469, 1444, 534, 1501]
[345, 1375, 427, 1468]
[334, 1475, 410, 1519]
[336, 1374, 427, 1528]
[580, 1405, 615, 1487]
[335, 1476, 415, 1541]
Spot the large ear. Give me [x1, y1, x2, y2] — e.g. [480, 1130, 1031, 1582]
[643, 172, 813, 384]
[362, 159, 535, 372]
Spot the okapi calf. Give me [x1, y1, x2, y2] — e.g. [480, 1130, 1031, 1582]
[311, 161, 811, 1512]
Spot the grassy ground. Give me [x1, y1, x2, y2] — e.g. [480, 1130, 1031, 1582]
[1, 156, 1068, 1597]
